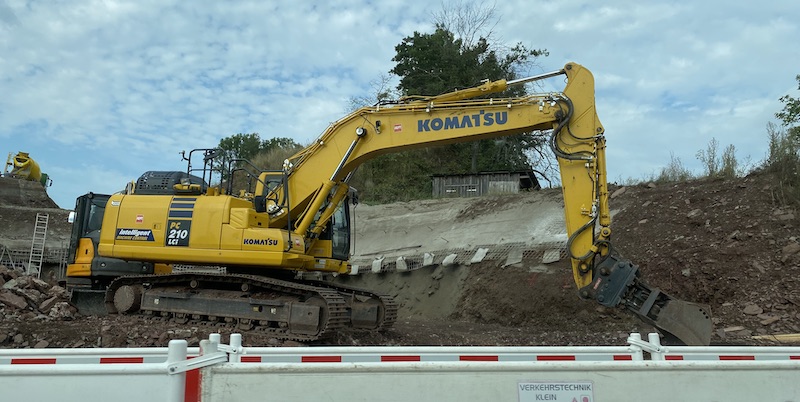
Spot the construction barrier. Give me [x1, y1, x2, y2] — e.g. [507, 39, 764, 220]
[1, 333, 799, 402]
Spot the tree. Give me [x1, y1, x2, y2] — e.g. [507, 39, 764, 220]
[392, 26, 545, 168]
[776, 74, 800, 140]
[767, 73, 800, 205]
[348, 4, 549, 203]
[696, 137, 720, 177]
[217, 133, 301, 167]
[216, 133, 302, 191]
[218, 133, 264, 164]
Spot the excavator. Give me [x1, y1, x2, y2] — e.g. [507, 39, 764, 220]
[66, 62, 713, 345]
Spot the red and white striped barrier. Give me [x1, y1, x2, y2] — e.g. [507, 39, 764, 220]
[2, 333, 799, 402]
[0, 346, 201, 365]
[236, 344, 642, 363]
[634, 332, 800, 361]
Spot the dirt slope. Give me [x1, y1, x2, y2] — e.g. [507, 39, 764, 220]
[612, 174, 800, 341]
[1, 172, 798, 348]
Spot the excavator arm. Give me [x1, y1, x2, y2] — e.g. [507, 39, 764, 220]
[267, 62, 711, 345]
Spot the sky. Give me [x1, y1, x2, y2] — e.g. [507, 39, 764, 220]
[1, 0, 797, 209]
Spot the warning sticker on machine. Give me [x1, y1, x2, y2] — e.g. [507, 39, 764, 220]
[518, 381, 593, 402]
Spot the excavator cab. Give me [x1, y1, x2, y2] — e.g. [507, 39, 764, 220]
[67, 192, 157, 314]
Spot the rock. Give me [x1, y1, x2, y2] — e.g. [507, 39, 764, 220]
[777, 213, 795, 221]
[48, 303, 77, 320]
[13, 334, 24, 344]
[722, 326, 745, 333]
[0, 333, 7, 343]
[47, 285, 69, 299]
[760, 316, 780, 326]
[18, 288, 43, 303]
[687, 209, 703, 219]
[0, 266, 19, 280]
[781, 242, 800, 263]
[681, 268, 691, 277]
[751, 261, 766, 274]
[646, 182, 656, 189]
[743, 304, 763, 315]
[641, 200, 652, 207]
[610, 187, 627, 199]
[14, 276, 32, 289]
[39, 296, 59, 312]
[2, 278, 18, 289]
[638, 219, 648, 224]
[0, 289, 29, 310]
[31, 278, 50, 292]
[34, 340, 49, 348]
[431, 266, 445, 280]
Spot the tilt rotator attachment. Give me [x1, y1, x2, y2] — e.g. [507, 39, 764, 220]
[579, 254, 713, 346]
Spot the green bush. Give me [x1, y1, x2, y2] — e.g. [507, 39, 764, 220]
[764, 122, 800, 205]
[655, 152, 694, 183]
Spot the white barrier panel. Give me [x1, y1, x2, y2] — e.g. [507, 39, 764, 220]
[201, 360, 800, 402]
[2, 333, 800, 402]
[0, 340, 190, 402]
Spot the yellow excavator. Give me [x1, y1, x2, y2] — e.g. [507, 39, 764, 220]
[66, 62, 712, 345]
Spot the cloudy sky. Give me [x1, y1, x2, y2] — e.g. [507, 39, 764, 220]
[1, 0, 797, 209]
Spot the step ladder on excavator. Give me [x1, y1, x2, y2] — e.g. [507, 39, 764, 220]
[28, 212, 49, 278]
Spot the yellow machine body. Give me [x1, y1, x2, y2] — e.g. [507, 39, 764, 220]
[5, 152, 42, 182]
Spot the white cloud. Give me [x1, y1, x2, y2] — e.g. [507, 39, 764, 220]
[0, 0, 798, 209]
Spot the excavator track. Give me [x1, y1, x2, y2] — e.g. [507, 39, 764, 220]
[105, 273, 350, 342]
[303, 280, 399, 332]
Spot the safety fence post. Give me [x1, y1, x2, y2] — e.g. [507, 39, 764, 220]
[166, 339, 188, 402]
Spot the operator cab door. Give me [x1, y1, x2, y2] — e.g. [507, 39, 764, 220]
[68, 193, 110, 264]
[320, 197, 351, 261]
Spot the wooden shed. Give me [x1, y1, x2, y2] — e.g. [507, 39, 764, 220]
[431, 171, 540, 198]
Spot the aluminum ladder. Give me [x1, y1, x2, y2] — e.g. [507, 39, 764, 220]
[27, 213, 49, 277]
[0, 244, 17, 270]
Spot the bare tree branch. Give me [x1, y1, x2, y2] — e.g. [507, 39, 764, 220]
[432, 1, 498, 48]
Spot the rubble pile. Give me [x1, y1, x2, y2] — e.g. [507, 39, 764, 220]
[0, 265, 77, 322]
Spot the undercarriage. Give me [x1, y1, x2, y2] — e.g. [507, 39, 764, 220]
[97, 273, 397, 342]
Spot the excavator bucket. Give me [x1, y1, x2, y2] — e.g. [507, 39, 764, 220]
[69, 288, 108, 316]
[649, 298, 713, 346]
[581, 254, 713, 346]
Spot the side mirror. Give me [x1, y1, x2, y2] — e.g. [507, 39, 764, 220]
[68, 211, 76, 224]
[253, 195, 267, 213]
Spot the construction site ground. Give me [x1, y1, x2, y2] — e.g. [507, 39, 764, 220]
[1, 171, 799, 348]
